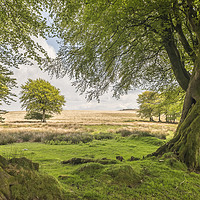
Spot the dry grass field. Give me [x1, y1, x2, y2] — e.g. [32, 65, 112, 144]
[0, 110, 177, 141]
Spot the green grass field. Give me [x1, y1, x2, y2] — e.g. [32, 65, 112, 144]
[0, 110, 200, 199]
[1, 136, 200, 199]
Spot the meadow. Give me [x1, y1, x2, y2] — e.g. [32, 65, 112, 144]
[1, 110, 200, 199]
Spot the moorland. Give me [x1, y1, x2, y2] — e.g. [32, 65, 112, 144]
[0, 110, 199, 199]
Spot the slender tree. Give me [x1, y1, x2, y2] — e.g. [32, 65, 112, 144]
[20, 79, 65, 122]
[47, 0, 200, 169]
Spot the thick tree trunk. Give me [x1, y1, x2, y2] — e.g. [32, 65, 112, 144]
[152, 69, 200, 169]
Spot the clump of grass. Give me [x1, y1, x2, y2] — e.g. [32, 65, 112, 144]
[0, 135, 18, 145]
[117, 128, 167, 139]
[94, 132, 115, 140]
[45, 133, 94, 145]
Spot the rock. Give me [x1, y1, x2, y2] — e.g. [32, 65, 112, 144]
[116, 156, 124, 162]
[0, 156, 66, 200]
[129, 156, 140, 161]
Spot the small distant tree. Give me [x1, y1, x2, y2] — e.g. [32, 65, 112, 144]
[20, 79, 66, 122]
[137, 91, 157, 122]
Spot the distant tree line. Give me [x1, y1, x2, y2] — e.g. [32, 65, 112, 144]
[137, 88, 184, 123]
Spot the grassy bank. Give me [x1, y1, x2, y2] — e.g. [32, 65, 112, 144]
[0, 135, 200, 199]
[1, 110, 199, 199]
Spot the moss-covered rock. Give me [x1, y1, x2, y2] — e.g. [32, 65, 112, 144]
[0, 155, 67, 200]
[9, 157, 39, 171]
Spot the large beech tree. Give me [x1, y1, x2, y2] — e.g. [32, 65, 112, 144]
[47, 0, 200, 169]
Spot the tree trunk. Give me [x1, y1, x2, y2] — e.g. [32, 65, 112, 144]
[152, 69, 200, 169]
[158, 113, 161, 122]
[42, 109, 46, 123]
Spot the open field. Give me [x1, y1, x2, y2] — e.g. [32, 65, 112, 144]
[0, 110, 177, 142]
[1, 110, 199, 199]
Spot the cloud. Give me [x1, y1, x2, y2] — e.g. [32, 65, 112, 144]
[1, 37, 142, 111]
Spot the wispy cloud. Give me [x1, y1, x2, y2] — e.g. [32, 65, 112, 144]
[1, 37, 141, 111]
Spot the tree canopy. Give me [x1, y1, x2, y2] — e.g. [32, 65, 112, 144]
[20, 79, 65, 122]
[0, 0, 49, 68]
[47, 0, 200, 169]
[0, 66, 16, 106]
[137, 89, 184, 122]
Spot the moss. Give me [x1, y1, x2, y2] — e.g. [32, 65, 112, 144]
[9, 157, 39, 171]
[10, 170, 65, 200]
[0, 156, 67, 200]
[0, 155, 8, 168]
[170, 100, 200, 169]
[0, 166, 13, 199]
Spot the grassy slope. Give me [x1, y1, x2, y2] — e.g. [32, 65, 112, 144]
[0, 136, 200, 200]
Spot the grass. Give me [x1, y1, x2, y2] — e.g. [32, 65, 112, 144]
[0, 137, 200, 199]
[1, 110, 200, 199]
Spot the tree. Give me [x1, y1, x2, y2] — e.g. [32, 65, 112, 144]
[0, 65, 17, 122]
[160, 87, 184, 123]
[0, 66, 17, 105]
[20, 79, 65, 122]
[0, 0, 51, 116]
[0, 0, 49, 69]
[137, 91, 157, 122]
[137, 89, 184, 123]
[47, 0, 200, 169]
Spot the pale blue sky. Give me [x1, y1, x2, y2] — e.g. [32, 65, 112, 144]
[2, 37, 142, 111]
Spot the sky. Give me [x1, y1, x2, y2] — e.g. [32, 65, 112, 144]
[2, 37, 142, 111]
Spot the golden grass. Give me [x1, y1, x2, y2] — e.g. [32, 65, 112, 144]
[1, 110, 177, 139]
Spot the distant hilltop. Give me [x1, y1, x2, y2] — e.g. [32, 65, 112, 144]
[119, 109, 138, 111]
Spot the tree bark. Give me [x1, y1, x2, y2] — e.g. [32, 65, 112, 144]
[42, 109, 46, 123]
[152, 69, 200, 169]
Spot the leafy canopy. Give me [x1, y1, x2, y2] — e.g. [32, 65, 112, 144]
[0, 66, 17, 106]
[137, 88, 184, 122]
[47, 0, 184, 99]
[20, 79, 65, 121]
[0, 0, 50, 68]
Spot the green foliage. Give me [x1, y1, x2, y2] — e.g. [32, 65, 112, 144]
[0, 0, 50, 68]
[0, 66, 17, 106]
[47, 0, 193, 98]
[20, 79, 65, 122]
[137, 89, 184, 122]
[24, 111, 53, 121]
[137, 91, 158, 121]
